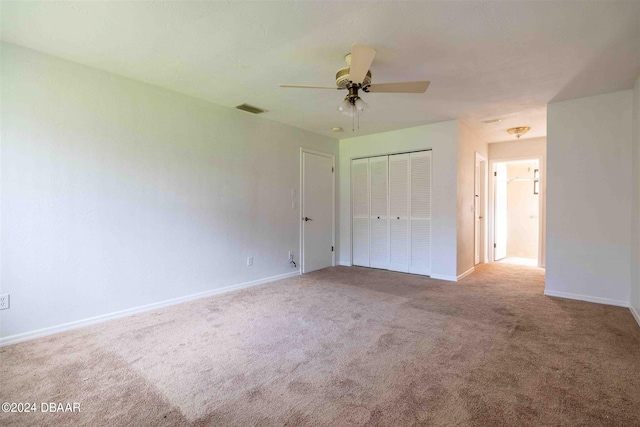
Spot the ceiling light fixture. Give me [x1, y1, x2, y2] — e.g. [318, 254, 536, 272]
[482, 118, 502, 124]
[332, 127, 343, 132]
[507, 126, 531, 139]
[337, 84, 369, 131]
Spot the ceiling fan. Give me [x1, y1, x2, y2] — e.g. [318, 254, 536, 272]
[279, 44, 430, 125]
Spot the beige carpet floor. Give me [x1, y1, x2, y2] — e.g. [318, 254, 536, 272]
[1, 263, 639, 426]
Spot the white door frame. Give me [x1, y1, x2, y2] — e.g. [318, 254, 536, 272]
[488, 155, 545, 268]
[475, 152, 488, 265]
[300, 147, 335, 273]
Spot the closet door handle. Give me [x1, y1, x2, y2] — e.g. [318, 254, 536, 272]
[397, 217, 400, 219]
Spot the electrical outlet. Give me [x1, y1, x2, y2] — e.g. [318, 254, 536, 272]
[288, 251, 294, 261]
[247, 257, 253, 266]
[0, 294, 9, 310]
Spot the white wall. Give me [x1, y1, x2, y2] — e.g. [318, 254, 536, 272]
[489, 137, 547, 267]
[0, 43, 338, 340]
[456, 122, 488, 276]
[547, 90, 632, 306]
[506, 162, 539, 259]
[489, 137, 547, 161]
[631, 76, 640, 324]
[338, 121, 459, 280]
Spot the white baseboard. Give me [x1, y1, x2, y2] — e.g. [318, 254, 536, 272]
[338, 262, 352, 267]
[543, 289, 629, 308]
[0, 271, 301, 347]
[630, 304, 640, 328]
[430, 267, 474, 282]
[430, 274, 458, 282]
[457, 267, 475, 281]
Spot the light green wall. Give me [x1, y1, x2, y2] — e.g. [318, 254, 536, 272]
[547, 90, 633, 306]
[631, 75, 640, 324]
[0, 42, 338, 340]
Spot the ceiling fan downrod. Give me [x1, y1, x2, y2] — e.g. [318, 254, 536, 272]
[347, 83, 360, 104]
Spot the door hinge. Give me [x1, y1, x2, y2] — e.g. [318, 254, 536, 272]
[494, 243, 497, 248]
[332, 167, 334, 173]
[494, 171, 497, 176]
[331, 246, 334, 252]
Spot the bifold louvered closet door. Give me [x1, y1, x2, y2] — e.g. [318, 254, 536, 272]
[351, 158, 370, 267]
[369, 156, 389, 269]
[351, 151, 431, 276]
[409, 151, 432, 275]
[389, 153, 410, 273]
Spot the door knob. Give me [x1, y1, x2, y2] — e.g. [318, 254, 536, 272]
[304, 217, 313, 221]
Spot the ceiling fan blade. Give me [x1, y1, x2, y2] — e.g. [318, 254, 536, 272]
[367, 81, 430, 93]
[349, 44, 376, 84]
[279, 84, 341, 89]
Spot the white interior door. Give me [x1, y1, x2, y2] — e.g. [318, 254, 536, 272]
[409, 151, 432, 275]
[302, 151, 334, 273]
[479, 159, 487, 263]
[475, 158, 481, 265]
[494, 162, 507, 261]
[369, 156, 389, 269]
[352, 158, 370, 267]
[389, 153, 410, 273]
[475, 153, 487, 265]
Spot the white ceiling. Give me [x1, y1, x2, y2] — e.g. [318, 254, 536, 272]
[2, 1, 639, 142]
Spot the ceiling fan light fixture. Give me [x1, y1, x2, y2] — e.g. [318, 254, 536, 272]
[337, 97, 352, 114]
[507, 126, 531, 139]
[355, 97, 368, 113]
[337, 95, 368, 117]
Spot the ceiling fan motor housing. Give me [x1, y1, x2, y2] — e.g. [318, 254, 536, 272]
[336, 67, 372, 88]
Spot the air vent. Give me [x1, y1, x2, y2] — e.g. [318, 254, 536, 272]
[235, 103, 267, 114]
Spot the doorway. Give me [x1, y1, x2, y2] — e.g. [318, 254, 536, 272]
[492, 159, 541, 266]
[301, 149, 335, 273]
